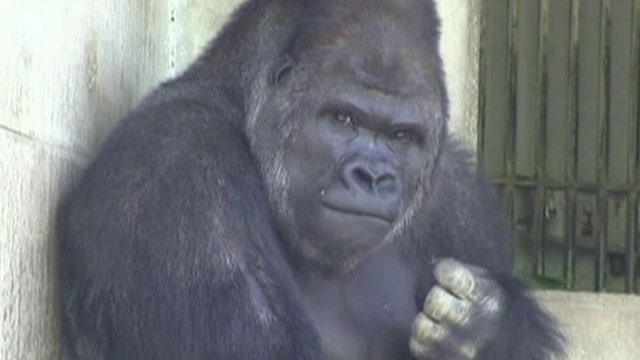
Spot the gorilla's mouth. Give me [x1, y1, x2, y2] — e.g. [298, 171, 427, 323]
[321, 201, 394, 224]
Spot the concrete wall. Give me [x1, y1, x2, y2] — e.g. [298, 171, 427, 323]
[0, 1, 242, 358]
[539, 291, 640, 360]
[0, 1, 637, 359]
[436, 0, 481, 148]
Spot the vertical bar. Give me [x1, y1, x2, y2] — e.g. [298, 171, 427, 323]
[607, 0, 633, 187]
[507, 0, 519, 266]
[565, 0, 581, 290]
[607, 0, 637, 293]
[514, 0, 540, 178]
[577, 0, 602, 184]
[605, 197, 627, 292]
[507, 0, 519, 180]
[627, 194, 637, 292]
[598, 0, 634, 292]
[503, 186, 516, 266]
[546, 0, 572, 183]
[626, 198, 640, 293]
[595, 196, 607, 292]
[545, 0, 572, 287]
[533, 0, 549, 276]
[638, 0, 640, 186]
[627, 0, 640, 293]
[595, 0, 611, 291]
[482, 0, 511, 179]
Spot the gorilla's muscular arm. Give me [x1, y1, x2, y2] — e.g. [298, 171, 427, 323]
[57, 103, 320, 359]
[58, 1, 310, 357]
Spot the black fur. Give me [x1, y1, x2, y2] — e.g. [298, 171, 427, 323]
[57, 1, 564, 359]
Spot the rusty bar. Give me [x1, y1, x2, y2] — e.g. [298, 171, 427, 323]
[564, 0, 581, 290]
[506, 0, 518, 181]
[506, 0, 520, 265]
[626, 0, 640, 292]
[488, 178, 640, 192]
[595, 0, 611, 291]
[533, 0, 549, 276]
[482, 0, 640, 293]
[627, 193, 638, 292]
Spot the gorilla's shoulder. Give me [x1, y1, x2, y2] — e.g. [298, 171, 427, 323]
[103, 93, 243, 160]
[61, 98, 268, 283]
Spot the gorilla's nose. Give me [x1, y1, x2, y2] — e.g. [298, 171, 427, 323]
[322, 159, 401, 222]
[343, 160, 400, 197]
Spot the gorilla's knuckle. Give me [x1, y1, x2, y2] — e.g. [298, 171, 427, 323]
[424, 286, 447, 313]
[409, 337, 432, 359]
[413, 312, 448, 344]
[436, 259, 477, 299]
[425, 287, 471, 325]
[452, 269, 476, 298]
[412, 312, 430, 338]
[459, 343, 479, 359]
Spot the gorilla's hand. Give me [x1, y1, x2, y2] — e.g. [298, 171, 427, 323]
[409, 258, 505, 359]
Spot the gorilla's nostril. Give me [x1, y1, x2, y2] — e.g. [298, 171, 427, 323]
[376, 174, 398, 195]
[352, 167, 375, 190]
[348, 165, 399, 195]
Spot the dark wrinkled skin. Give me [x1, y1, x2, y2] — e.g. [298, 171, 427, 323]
[56, 0, 565, 359]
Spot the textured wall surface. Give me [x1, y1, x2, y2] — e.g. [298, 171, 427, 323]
[0, 2, 164, 358]
[436, 0, 481, 148]
[3, 1, 635, 360]
[0, 1, 241, 358]
[539, 291, 640, 360]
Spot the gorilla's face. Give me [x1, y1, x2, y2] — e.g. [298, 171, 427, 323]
[272, 57, 443, 269]
[285, 79, 431, 262]
[249, 7, 445, 270]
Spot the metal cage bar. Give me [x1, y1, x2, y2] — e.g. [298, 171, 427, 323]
[479, 0, 640, 293]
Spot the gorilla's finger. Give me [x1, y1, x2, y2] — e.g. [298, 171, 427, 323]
[410, 337, 478, 360]
[437, 258, 503, 303]
[412, 310, 480, 360]
[435, 259, 506, 320]
[409, 337, 431, 359]
[434, 258, 480, 301]
[423, 285, 472, 326]
[459, 343, 479, 359]
[412, 311, 449, 345]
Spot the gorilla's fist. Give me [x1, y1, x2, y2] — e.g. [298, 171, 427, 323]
[410, 258, 505, 359]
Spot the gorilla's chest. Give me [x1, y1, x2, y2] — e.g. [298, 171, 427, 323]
[297, 252, 417, 360]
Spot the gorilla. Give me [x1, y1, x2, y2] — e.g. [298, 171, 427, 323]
[56, 0, 565, 359]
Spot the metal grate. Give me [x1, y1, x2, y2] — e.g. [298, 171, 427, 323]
[478, 0, 640, 293]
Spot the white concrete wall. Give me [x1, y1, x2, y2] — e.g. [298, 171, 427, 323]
[1, 1, 637, 359]
[436, 0, 481, 148]
[539, 291, 640, 360]
[0, 1, 241, 358]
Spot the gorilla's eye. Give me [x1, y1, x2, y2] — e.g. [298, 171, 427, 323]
[333, 112, 356, 129]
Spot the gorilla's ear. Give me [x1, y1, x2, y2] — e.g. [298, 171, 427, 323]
[270, 55, 295, 85]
